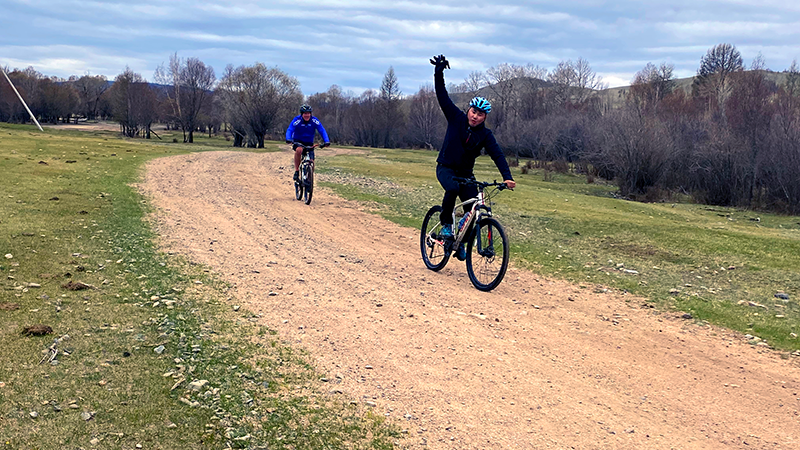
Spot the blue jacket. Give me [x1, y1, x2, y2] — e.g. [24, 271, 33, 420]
[434, 69, 513, 181]
[285, 115, 330, 145]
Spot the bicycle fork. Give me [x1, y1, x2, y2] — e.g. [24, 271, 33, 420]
[476, 222, 495, 258]
[459, 209, 496, 259]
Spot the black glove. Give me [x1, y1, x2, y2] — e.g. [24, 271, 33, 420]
[285, 140, 291, 144]
[430, 54, 450, 71]
[322, 142, 330, 148]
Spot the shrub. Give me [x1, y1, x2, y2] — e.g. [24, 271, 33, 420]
[551, 160, 570, 173]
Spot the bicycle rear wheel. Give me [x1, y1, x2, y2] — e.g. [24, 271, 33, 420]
[466, 217, 509, 291]
[302, 163, 313, 205]
[420, 205, 450, 271]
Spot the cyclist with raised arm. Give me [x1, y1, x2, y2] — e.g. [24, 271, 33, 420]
[285, 104, 330, 182]
[430, 54, 516, 260]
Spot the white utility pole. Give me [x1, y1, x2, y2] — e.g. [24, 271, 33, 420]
[1, 66, 44, 131]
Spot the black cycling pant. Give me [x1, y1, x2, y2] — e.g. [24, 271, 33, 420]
[294, 141, 315, 160]
[436, 164, 477, 225]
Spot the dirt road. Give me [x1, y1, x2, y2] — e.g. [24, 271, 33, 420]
[141, 149, 800, 449]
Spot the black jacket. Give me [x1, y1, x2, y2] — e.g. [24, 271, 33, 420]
[434, 68, 513, 181]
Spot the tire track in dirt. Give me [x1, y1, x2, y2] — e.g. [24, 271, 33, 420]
[142, 149, 800, 449]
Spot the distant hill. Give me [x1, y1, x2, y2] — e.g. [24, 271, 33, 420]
[448, 78, 555, 106]
[448, 70, 794, 111]
[596, 70, 792, 109]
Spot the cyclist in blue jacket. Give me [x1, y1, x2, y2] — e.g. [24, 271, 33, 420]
[430, 54, 516, 260]
[285, 104, 330, 182]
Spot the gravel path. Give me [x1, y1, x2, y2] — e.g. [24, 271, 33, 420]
[141, 149, 800, 449]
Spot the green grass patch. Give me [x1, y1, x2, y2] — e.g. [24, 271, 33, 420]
[317, 147, 800, 353]
[0, 124, 400, 449]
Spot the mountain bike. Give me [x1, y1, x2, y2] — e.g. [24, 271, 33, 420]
[293, 143, 318, 205]
[420, 177, 511, 291]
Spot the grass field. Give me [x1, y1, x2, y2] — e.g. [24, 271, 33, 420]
[315, 147, 800, 354]
[2, 122, 798, 448]
[0, 124, 399, 449]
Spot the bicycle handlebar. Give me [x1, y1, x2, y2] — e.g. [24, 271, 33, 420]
[291, 141, 329, 150]
[453, 176, 512, 190]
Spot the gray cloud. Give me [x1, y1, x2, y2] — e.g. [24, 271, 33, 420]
[2, 0, 799, 96]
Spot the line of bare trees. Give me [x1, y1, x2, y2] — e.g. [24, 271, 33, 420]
[397, 45, 800, 214]
[583, 46, 800, 214]
[2, 44, 799, 213]
[309, 47, 800, 214]
[0, 66, 165, 137]
[1, 67, 93, 125]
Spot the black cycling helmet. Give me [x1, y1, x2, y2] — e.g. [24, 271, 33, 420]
[300, 104, 312, 114]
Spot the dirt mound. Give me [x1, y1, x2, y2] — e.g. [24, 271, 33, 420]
[141, 149, 800, 449]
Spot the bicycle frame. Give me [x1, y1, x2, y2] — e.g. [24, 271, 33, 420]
[451, 185, 501, 256]
[299, 148, 314, 181]
[293, 142, 317, 204]
[452, 193, 485, 245]
[429, 180, 503, 252]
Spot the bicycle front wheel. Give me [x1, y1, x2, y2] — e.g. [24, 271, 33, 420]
[420, 205, 450, 271]
[302, 163, 314, 205]
[466, 217, 509, 291]
[294, 178, 303, 201]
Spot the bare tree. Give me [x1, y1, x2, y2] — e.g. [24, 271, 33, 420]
[484, 63, 522, 133]
[726, 55, 777, 206]
[0, 67, 44, 124]
[546, 58, 605, 109]
[518, 63, 548, 92]
[776, 60, 800, 138]
[155, 53, 216, 143]
[513, 64, 549, 121]
[463, 70, 486, 95]
[407, 84, 444, 150]
[629, 62, 676, 112]
[217, 63, 301, 148]
[785, 59, 800, 98]
[131, 82, 159, 138]
[37, 77, 78, 124]
[72, 75, 109, 121]
[692, 43, 744, 112]
[573, 58, 606, 102]
[765, 80, 800, 213]
[547, 60, 577, 108]
[378, 66, 404, 147]
[201, 91, 222, 139]
[308, 84, 350, 143]
[109, 67, 151, 137]
[346, 89, 382, 147]
[447, 82, 469, 94]
[0, 69, 10, 122]
[591, 108, 673, 197]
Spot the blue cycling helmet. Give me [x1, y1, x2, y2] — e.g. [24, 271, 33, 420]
[469, 96, 492, 114]
[300, 104, 312, 113]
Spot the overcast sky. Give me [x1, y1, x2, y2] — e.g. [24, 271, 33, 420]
[2, 0, 799, 97]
